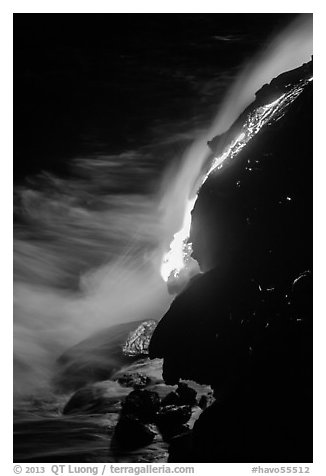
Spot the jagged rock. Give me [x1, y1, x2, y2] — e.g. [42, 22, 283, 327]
[116, 372, 151, 389]
[155, 405, 192, 427]
[122, 320, 157, 357]
[161, 383, 197, 407]
[207, 59, 312, 159]
[114, 416, 157, 449]
[113, 388, 160, 449]
[155, 405, 192, 442]
[198, 394, 214, 410]
[255, 59, 312, 105]
[121, 389, 160, 423]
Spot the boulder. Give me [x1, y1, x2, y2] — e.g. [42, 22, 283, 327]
[116, 372, 151, 389]
[121, 389, 160, 423]
[161, 391, 181, 407]
[197, 392, 215, 410]
[161, 383, 197, 408]
[113, 388, 160, 449]
[155, 405, 192, 427]
[155, 405, 192, 443]
[114, 416, 157, 449]
[122, 320, 157, 357]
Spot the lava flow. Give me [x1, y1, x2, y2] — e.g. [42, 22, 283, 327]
[160, 73, 312, 286]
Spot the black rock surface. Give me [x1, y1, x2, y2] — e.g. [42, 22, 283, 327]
[114, 416, 157, 449]
[116, 372, 151, 389]
[176, 382, 198, 406]
[121, 389, 161, 423]
[156, 405, 192, 427]
[113, 389, 161, 450]
[149, 61, 313, 462]
[155, 405, 192, 443]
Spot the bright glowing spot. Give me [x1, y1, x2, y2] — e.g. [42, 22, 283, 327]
[161, 197, 197, 282]
[266, 94, 286, 108]
[160, 58, 312, 285]
[160, 129, 249, 282]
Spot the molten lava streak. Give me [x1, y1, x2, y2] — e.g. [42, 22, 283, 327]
[160, 197, 197, 283]
[160, 76, 312, 285]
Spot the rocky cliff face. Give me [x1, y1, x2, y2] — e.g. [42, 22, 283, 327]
[149, 61, 312, 462]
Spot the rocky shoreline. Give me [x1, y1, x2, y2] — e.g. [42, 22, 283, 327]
[61, 357, 213, 460]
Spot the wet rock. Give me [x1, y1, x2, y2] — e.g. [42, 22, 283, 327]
[116, 372, 151, 389]
[198, 392, 215, 410]
[176, 382, 197, 406]
[122, 320, 157, 357]
[114, 415, 157, 449]
[155, 405, 192, 442]
[113, 387, 160, 449]
[161, 391, 180, 407]
[159, 382, 198, 409]
[121, 389, 160, 423]
[198, 395, 208, 410]
[156, 405, 192, 427]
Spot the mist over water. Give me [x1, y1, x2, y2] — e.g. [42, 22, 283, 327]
[14, 14, 312, 400]
[14, 153, 174, 397]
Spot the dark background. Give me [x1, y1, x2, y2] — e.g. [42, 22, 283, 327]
[14, 13, 297, 183]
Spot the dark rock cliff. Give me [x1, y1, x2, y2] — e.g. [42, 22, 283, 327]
[149, 61, 313, 462]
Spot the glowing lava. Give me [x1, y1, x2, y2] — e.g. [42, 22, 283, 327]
[160, 76, 312, 284]
[160, 196, 197, 282]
